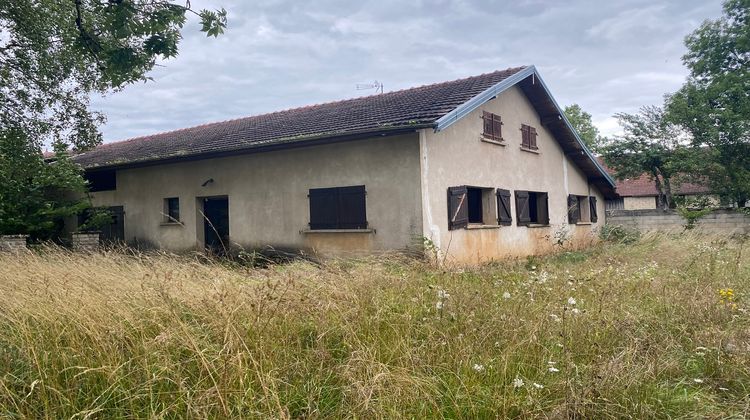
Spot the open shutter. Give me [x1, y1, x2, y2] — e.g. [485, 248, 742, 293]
[567, 195, 580, 224]
[529, 127, 538, 149]
[338, 185, 367, 229]
[515, 190, 530, 226]
[590, 196, 598, 223]
[538, 193, 550, 225]
[482, 111, 493, 138]
[447, 186, 468, 230]
[496, 189, 512, 226]
[309, 187, 339, 229]
[492, 114, 502, 140]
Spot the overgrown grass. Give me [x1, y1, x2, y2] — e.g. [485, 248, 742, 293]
[1, 233, 749, 418]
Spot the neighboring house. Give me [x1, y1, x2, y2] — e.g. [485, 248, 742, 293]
[604, 171, 712, 210]
[72, 65, 616, 263]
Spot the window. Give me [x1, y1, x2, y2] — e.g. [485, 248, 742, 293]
[447, 186, 502, 229]
[515, 191, 549, 226]
[84, 170, 116, 192]
[309, 185, 367, 230]
[482, 111, 503, 141]
[567, 195, 598, 223]
[521, 124, 538, 150]
[164, 197, 180, 223]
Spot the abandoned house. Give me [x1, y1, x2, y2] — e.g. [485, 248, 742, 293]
[72, 65, 616, 263]
[604, 171, 713, 210]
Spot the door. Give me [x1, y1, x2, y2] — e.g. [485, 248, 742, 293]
[203, 197, 229, 255]
[101, 206, 125, 244]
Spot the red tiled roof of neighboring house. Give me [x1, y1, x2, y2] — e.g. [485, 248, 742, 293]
[596, 158, 710, 197]
[73, 66, 528, 168]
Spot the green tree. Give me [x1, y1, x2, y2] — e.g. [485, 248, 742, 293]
[564, 104, 604, 152]
[601, 106, 686, 210]
[665, 0, 750, 207]
[0, 1, 226, 236]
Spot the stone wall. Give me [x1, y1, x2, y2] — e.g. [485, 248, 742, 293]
[72, 232, 100, 251]
[0, 235, 29, 252]
[606, 209, 749, 235]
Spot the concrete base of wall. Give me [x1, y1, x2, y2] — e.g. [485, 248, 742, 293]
[72, 232, 100, 252]
[606, 209, 750, 235]
[0, 235, 29, 252]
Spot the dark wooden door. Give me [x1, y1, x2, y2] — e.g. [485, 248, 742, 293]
[203, 197, 229, 254]
[101, 206, 125, 244]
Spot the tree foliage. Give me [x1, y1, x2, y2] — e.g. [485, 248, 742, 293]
[601, 106, 687, 210]
[0, 1, 227, 236]
[666, 0, 750, 206]
[564, 104, 604, 152]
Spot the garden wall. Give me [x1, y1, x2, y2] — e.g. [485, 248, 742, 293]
[606, 209, 749, 235]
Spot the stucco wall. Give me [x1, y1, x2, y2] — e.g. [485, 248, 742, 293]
[624, 196, 657, 210]
[420, 85, 605, 263]
[89, 134, 423, 257]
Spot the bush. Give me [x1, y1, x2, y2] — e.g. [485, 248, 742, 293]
[599, 224, 641, 244]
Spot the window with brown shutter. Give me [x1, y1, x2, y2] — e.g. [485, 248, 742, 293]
[521, 124, 538, 150]
[516, 190, 549, 226]
[447, 186, 469, 230]
[496, 189, 512, 225]
[482, 111, 503, 141]
[589, 196, 598, 223]
[309, 185, 367, 229]
[567, 195, 580, 224]
[529, 126, 538, 149]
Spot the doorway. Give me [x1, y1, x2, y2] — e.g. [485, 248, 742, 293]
[202, 197, 229, 254]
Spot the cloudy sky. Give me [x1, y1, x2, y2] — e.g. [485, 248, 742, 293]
[91, 0, 723, 142]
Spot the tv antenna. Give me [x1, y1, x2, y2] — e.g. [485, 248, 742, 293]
[356, 80, 384, 94]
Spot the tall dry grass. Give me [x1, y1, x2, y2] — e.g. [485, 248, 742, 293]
[0, 232, 749, 418]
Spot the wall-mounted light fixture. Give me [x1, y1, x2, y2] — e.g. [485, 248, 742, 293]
[201, 178, 214, 187]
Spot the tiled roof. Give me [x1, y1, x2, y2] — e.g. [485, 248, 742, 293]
[597, 158, 710, 197]
[74, 66, 527, 168]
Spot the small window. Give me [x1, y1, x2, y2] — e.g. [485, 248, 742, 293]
[521, 124, 538, 150]
[164, 197, 180, 223]
[515, 190, 549, 226]
[482, 111, 503, 141]
[309, 185, 367, 230]
[567, 195, 592, 223]
[448, 186, 498, 228]
[84, 170, 116, 192]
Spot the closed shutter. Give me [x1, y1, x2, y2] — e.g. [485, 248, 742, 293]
[338, 185, 367, 229]
[538, 193, 550, 225]
[496, 188, 512, 225]
[567, 195, 580, 224]
[309, 187, 339, 229]
[482, 111, 494, 138]
[515, 190, 530, 226]
[529, 127, 538, 149]
[590, 196, 598, 223]
[521, 125, 530, 148]
[447, 186, 469, 230]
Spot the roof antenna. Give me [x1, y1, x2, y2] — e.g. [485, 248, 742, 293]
[356, 80, 384, 94]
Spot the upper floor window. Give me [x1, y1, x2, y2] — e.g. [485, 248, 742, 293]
[482, 111, 503, 142]
[84, 170, 116, 192]
[521, 124, 538, 150]
[309, 185, 367, 230]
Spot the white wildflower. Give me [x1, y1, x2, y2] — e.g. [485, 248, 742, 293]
[503, 292, 511, 299]
[548, 367, 560, 373]
[693, 378, 704, 384]
[513, 377, 524, 388]
[472, 364, 485, 373]
[533, 383, 544, 389]
[436, 301, 443, 310]
[571, 308, 580, 314]
[437, 289, 450, 300]
[719, 387, 729, 391]
[567, 297, 577, 306]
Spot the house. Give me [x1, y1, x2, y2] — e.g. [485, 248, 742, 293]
[72, 65, 616, 263]
[603, 170, 712, 210]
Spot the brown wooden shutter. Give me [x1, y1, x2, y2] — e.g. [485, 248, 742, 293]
[448, 186, 469, 230]
[529, 127, 538, 149]
[538, 193, 549, 225]
[515, 190, 530, 226]
[309, 187, 339, 229]
[590, 196, 598, 223]
[567, 195, 580, 224]
[496, 188, 512, 226]
[482, 111, 493, 138]
[521, 124, 530, 148]
[492, 114, 502, 140]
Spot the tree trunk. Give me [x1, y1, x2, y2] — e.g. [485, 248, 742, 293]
[652, 171, 666, 210]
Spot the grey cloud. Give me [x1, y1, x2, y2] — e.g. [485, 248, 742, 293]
[90, 0, 723, 141]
